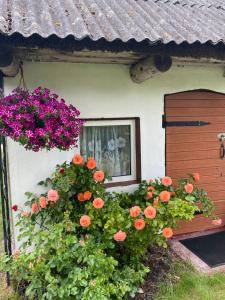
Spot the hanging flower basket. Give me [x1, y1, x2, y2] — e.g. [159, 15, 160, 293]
[0, 87, 84, 151]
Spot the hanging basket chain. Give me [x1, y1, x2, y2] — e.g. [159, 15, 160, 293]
[18, 62, 27, 90]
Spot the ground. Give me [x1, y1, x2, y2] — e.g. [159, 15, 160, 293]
[0, 210, 225, 300]
[132, 248, 225, 300]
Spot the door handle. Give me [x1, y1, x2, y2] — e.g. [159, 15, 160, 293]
[218, 133, 225, 159]
[220, 143, 225, 159]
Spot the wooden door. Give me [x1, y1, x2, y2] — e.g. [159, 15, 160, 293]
[165, 90, 225, 235]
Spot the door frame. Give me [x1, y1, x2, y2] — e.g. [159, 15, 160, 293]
[163, 89, 225, 176]
[0, 73, 12, 285]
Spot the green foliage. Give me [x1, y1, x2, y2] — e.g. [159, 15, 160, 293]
[0, 159, 214, 299]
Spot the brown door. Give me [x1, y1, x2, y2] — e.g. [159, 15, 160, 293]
[165, 90, 225, 235]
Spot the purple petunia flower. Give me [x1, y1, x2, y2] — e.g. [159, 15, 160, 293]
[0, 87, 85, 151]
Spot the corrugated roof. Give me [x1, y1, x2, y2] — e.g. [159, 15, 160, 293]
[0, 0, 224, 45]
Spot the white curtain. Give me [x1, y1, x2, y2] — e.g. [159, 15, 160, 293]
[80, 125, 131, 177]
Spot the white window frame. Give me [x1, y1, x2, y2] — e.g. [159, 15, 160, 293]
[79, 119, 138, 184]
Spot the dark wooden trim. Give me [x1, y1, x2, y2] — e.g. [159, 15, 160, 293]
[0, 73, 12, 285]
[164, 95, 167, 176]
[135, 118, 141, 182]
[165, 89, 225, 99]
[105, 180, 140, 188]
[82, 117, 141, 187]
[83, 117, 139, 121]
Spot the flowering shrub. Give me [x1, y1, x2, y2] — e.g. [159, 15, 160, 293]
[1, 156, 216, 299]
[0, 87, 84, 151]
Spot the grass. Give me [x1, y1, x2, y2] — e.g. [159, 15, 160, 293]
[156, 261, 225, 300]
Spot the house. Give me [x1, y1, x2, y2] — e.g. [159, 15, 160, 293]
[0, 0, 225, 253]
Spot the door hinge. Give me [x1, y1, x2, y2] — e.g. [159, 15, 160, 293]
[162, 115, 210, 128]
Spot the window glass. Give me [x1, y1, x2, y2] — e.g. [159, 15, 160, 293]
[80, 125, 131, 177]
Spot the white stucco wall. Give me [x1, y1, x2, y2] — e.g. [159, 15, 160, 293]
[4, 61, 225, 247]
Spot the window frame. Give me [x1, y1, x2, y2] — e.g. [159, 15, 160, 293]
[79, 117, 141, 187]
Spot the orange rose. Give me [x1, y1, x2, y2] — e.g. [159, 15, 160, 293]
[93, 170, 105, 182]
[212, 218, 222, 226]
[153, 197, 159, 208]
[77, 193, 85, 202]
[39, 196, 47, 208]
[193, 173, 200, 182]
[31, 203, 39, 213]
[184, 183, 194, 194]
[84, 191, 92, 201]
[159, 191, 171, 202]
[93, 198, 105, 209]
[88, 157, 95, 161]
[47, 189, 59, 202]
[130, 206, 141, 218]
[162, 176, 172, 187]
[162, 227, 173, 238]
[134, 219, 145, 230]
[113, 230, 127, 242]
[145, 191, 153, 200]
[87, 158, 96, 170]
[72, 154, 84, 165]
[80, 215, 91, 228]
[148, 186, 155, 192]
[144, 206, 156, 219]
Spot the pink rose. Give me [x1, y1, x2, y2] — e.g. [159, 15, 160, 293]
[47, 190, 59, 202]
[161, 176, 172, 187]
[212, 218, 222, 226]
[113, 230, 127, 242]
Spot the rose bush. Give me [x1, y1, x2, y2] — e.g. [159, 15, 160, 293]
[0, 87, 84, 151]
[0, 156, 216, 299]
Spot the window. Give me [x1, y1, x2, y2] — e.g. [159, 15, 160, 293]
[80, 118, 141, 186]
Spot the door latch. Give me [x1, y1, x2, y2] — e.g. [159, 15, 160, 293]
[218, 133, 225, 159]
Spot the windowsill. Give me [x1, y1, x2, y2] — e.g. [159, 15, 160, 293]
[104, 179, 141, 188]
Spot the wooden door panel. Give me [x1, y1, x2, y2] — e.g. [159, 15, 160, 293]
[165, 91, 225, 235]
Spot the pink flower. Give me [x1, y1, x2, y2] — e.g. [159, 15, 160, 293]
[39, 196, 47, 208]
[21, 211, 30, 217]
[93, 170, 105, 182]
[212, 218, 222, 226]
[193, 173, 200, 182]
[72, 154, 84, 165]
[11, 204, 18, 212]
[144, 206, 156, 219]
[14, 249, 20, 258]
[93, 198, 104, 209]
[31, 203, 39, 213]
[83, 191, 92, 201]
[153, 197, 159, 208]
[148, 186, 155, 192]
[162, 176, 172, 187]
[80, 215, 91, 228]
[162, 227, 173, 238]
[184, 183, 194, 194]
[159, 191, 171, 202]
[134, 219, 145, 230]
[145, 192, 153, 200]
[113, 230, 127, 242]
[130, 206, 141, 218]
[47, 189, 59, 202]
